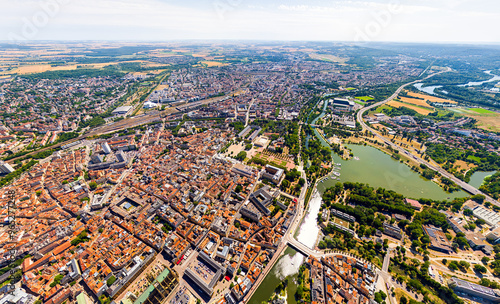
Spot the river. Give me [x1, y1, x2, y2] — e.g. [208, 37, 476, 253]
[458, 70, 500, 87]
[414, 70, 500, 94]
[248, 191, 323, 304]
[413, 83, 446, 95]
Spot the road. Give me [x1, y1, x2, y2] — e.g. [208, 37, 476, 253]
[382, 249, 392, 273]
[245, 99, 255, 127]
[356, 69, 500, 207]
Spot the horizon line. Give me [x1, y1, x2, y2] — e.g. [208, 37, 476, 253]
[1, 39, 500, 46]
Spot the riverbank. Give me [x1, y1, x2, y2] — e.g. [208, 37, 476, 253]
[249, 187, 325, 303]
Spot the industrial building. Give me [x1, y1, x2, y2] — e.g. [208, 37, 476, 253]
[112, 106, 132, 116]
[465, 232, 493, 255]
[448, 277, 500, 303]
[469, 204, 500, 226]
[445, 213, 467, 235]
[0, 161, 14, 174]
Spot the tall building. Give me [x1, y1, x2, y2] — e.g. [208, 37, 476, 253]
[102, 142, 112, 154]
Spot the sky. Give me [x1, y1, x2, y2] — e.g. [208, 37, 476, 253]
[1, 0, 500, 43]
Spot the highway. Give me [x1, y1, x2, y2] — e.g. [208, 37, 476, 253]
[356, 69, 500, 207]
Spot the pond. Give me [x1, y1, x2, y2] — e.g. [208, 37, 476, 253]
[468, 171, 497, 189]
[311, 105, 467, 200]
[317, 144, 468, 201]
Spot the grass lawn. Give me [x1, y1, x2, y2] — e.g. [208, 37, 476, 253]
[353, 100, 366, 106]
[467, 155, 481, 162]
[468, 108, 496, 114]
[370, 105, 392, 115]
[435, 109, 453, 117]
[356, 96, 375, 102]
[346, 87, 356, 91]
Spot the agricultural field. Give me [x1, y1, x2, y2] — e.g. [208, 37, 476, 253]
[2, 62, 104, 75]
[387, 100, 434, 115]
[406, 91, 457, 104]
[398, 97, 434, 109]
[0, 60, 162, 76]
[200, 61, 228, 67]
[472, 114, 500, 132]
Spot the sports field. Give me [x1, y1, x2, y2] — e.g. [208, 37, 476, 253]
[467, 108, 496, 114]
[309, 53, 348, 64]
